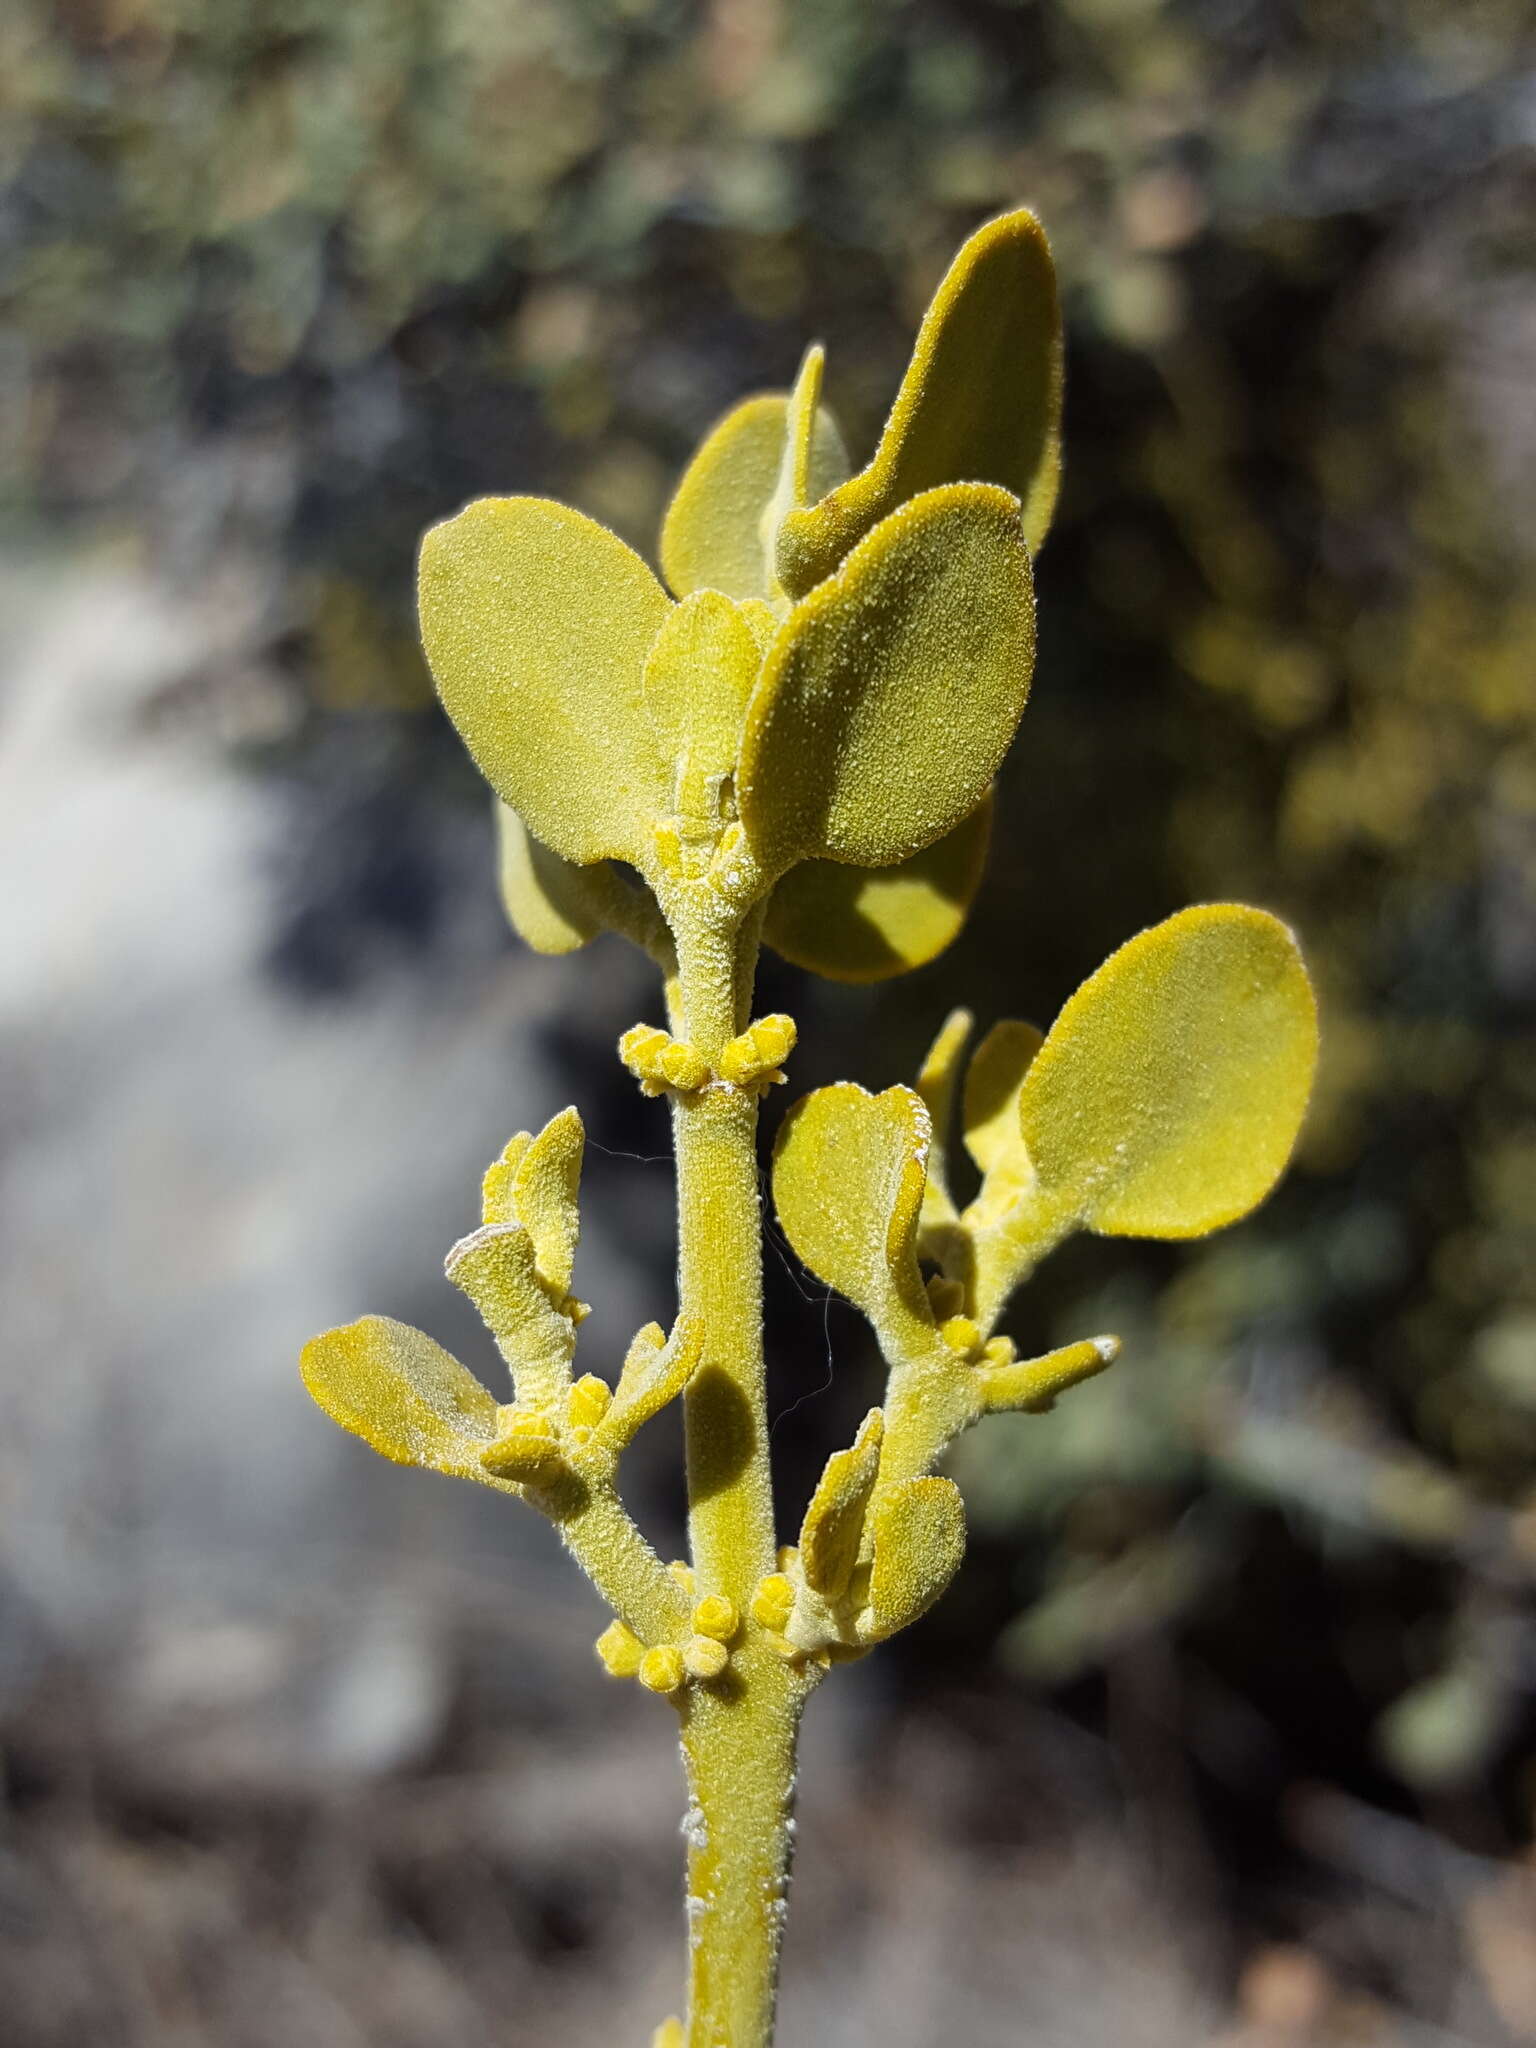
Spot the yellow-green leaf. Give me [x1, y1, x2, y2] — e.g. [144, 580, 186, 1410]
[300, 1315, 507, 1485]
[777, 209, 1062, 596]
[642, 588, 764, 790]
[495, 803, 645, 956]
[763, 795, 992, 983]
[445, 1183, 581, 1410]
[659, 388, 847, 606]
[419, 497, 671, 867]
[502, 1105, 583, 1297]
[1019, 904, 1318, 1239]
[772, 1082, 933, 1335]
[962, 1017, 1045, 1175]
[757, 345, 847, 580]
[739, 485, 1034, 876]
[447, 1221, 567, 1351]
[736, 597, 781, 656]
[799, 1408, 884, 1598]
[916, 1006, 974, 1142]
[481, 1132, 531, 1225]
[913, 1005, 975, 1232]
[860, 1477, 967, 1643]
[976, 1334, 1121, 1413]
[597, 1316, 706, 1451]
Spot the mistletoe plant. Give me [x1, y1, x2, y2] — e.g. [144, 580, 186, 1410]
[301, 211, 1318, 2047]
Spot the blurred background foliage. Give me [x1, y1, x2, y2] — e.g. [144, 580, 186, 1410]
[2, 1, 1535, 2042]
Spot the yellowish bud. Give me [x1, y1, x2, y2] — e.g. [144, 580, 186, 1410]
[594, 1619, 645, 1678]
[660, 1038, 710, 1091]
[638, 1645, 686, 1695]
[683, 1635, 731, 1681]
[567, 1373, 613, 1429]
[751, 1573, 795, 1632]
[940, 1313, 982, 1356]
[620, 1024, 711, 1096]
[691, 1594, 740, 1642]
[480, 1407, 562, 1479]
[667, 1560, 696, 1594]
[719, 1013, 798, 1087]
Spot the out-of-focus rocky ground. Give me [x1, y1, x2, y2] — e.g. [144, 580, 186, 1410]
[3, 1, 1536, 2041]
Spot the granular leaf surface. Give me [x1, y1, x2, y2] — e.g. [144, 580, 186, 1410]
[420, 497, 671, 867]
[1019, 903, 1318, 1238]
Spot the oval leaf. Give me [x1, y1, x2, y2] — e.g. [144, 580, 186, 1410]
[301, 1315, 505, 1484]
[962, 1016, 1045, 1175]
[799, 1408, 884, 1599]
[756, 345, 849, 579]
[860, 1476, 967, 1644]
[777, 209, 1062, 596]
[1019, 904, 1319, 1239]
[597, 1316, 706, 1451]
[739, 485, 1035, 876]
[763, 794, 991, 983]
[772, 1083, 933, 1334]
[913, 1004, 976, 1233]
[419, 497, 671, 867]
[660, 389, 847, 606]
[642, 588, 764, 788]
[508, 1105, 584, 1297]
[496, 803, 639, 956]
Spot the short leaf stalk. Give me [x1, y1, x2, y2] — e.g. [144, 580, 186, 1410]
[300, 211, 1320, 2046]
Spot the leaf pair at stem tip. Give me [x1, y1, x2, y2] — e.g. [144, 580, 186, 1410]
[428, 208, 1063, 986]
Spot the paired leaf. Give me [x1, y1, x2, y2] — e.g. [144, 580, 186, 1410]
[659, 386, 847, 606]
[763, 796, 992, 983]
[596, 1317, 706, 1452]
[756, 345, 845, 578]
[777, 209, 1062, 596]
[772, 1083, 933, 1335]
[419, 498, 671, 867]
[859, 1477, 967, 1644]
[962, 1017, 1045, 1175]
[1019, 904, 1318, 1239]
[447, 1222, 573, 1370]
[495, 804, 646, 957]
[739, 485, 1035, 876]
[799, 1409, 884, 1599]
[641, 588, 763, 790]
[300, 1315, 507, 1486]
[913, 1005, 975, 1231]
[481, 1106, 584, 1295]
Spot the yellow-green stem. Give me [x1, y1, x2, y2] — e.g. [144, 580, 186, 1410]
[547, 1473, 688, 1645]
[670, 901, 776, 1611]
[879, 1334, 980, 1492]
[666, 894, 789, 2044]
[679, 1652, 805, 2048]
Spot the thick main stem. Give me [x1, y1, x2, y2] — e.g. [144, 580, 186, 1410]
[667, 896, 790, 2046]
[670, 904, 775, 1614]
[679, 1654, 804, 2048]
